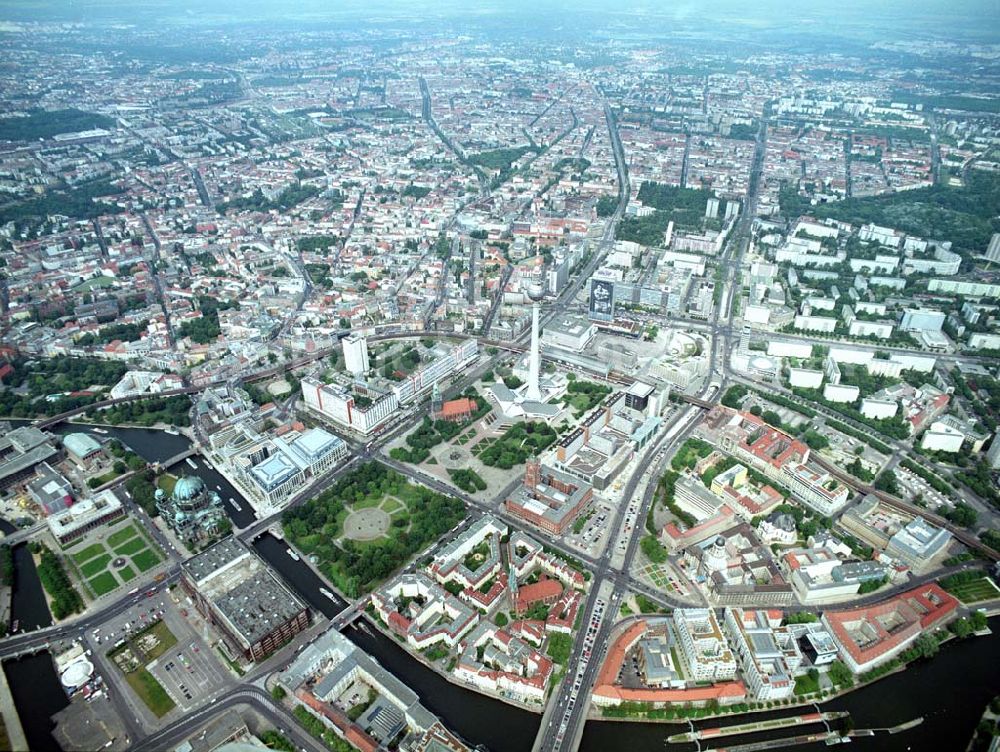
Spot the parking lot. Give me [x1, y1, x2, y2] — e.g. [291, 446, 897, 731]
[564, 500, 614, 557]
[896, 465, 952, 511]
[148, 636, 231, 710]
[88, 587, 232, 714]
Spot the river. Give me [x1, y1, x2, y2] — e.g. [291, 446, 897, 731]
[252, 531, 346, 619]
[345, 616, 1000, 752]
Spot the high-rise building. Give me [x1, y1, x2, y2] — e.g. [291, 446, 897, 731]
[706, 197, 720, 219]
[987, 433, 1000, 469]
[342, 333, 369, 376]
[985, 232, 1000, 263]
[588, 278, 615, 323]
[525, 284, 544, 402]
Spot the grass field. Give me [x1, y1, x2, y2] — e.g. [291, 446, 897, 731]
[80, 554, 112, 578]
[114, 537, 146, 556]
[72, 543, 107, 565]
[108, 525, 140, 548]
[124, 668, 175, 717]
[89, 571, 119, 596]
[353, 495, 383, 510]
[382, 498, 403, 514]
[91, 470, 120, 486]
[74, 275, 116, 292]
[947, 577, 1000, 604]
[132, 549, 160, 572]
[118, 565, 136, 582]
[156, 475, 177, 496]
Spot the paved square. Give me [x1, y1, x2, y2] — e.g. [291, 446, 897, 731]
[343, 507, 391, 541]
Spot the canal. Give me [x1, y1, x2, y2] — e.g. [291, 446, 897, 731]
[1, 515, 53, 634]
[9, 542, 52, 632]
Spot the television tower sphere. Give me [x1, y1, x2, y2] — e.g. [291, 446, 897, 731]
[527, 281, 545, 302]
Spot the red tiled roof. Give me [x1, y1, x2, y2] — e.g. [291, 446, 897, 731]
[515, 579, 562, 610]
[824, 583, 958, 668]
[440, 398, 477, 418]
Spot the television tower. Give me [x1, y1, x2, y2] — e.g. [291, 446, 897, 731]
[525, 281, 545, 402]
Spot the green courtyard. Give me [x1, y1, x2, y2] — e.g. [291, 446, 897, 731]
[67, 520, 163, 597]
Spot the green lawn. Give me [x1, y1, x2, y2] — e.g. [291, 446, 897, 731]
[947, 577, 1000, 604]
[91, 470, 120, 486]
[669, 647, 685, 679]
[794, 673, 820, 696]
[74, 275, 116, 291]
[118, 565, 137, 582]
[353, 495, 383, 510]
[89, 571, 119, 596]
[124, 668, 175, 717]
[156, 475, 177, 496]
[72, 543, 107, 565]
[132, 549, 161, 572]
[114, 538, 146, 556]
[80, 554, 112, 578]
[108, 525, 140, 548]
[382, 498, 403, 514]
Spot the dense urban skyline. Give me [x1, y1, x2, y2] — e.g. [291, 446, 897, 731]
[0, 5, 997, 752]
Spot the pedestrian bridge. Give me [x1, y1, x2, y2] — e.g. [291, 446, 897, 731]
[151, 447, 199, 472]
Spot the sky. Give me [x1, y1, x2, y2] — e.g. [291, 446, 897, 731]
[0, 0, 997, 40]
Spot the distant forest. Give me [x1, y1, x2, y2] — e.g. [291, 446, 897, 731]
[0, 108, 116, 141]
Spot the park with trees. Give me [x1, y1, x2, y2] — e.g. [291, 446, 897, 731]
[282, 462, 466, 597]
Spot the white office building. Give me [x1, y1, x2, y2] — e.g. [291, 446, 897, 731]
[723, 608, 802, 701]
[237, 427, 348, 506]
[540, 316, 597, 353]
[673, 608, 737, 683]
[886, 518, 951, 570]
[342, 333, 370, 376]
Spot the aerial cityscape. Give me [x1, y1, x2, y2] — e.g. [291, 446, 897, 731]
[0, 1, 998, 751]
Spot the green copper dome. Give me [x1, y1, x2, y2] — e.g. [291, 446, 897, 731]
[173, 475, 205, 501]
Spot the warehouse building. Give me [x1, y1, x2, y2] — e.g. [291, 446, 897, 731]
[181, 538, 310, 662]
